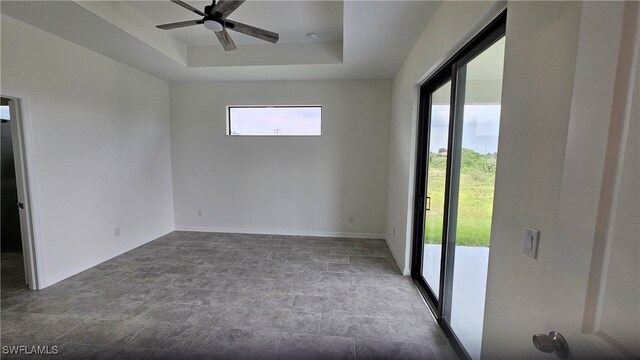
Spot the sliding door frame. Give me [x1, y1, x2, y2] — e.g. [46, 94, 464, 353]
[411, 68, 453, 311]
[411, 11, 507, 360]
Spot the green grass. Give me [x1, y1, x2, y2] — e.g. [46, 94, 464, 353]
[424, 149, 497, 247]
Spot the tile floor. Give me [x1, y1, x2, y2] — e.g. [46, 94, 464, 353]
[1, 232, 458, 359]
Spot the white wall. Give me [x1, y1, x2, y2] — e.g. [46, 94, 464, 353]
[484, 2, 639, 358]
[481, 2, 584, 357]
[387, 0, 637, 358]
[385, 1, 501, 273]
[1, 15, 175, 288]
[170, 80, 390, 238]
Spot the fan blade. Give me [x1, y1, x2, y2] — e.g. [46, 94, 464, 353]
[224, 20, 279, 44]
[211, 0, 245, 19]
[170, 0, 205, 16]
[156, 19, 202, 30]
[215, 29, 237, 51]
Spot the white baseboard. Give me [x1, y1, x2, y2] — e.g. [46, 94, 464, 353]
[40, 228, 174, 289]
[174, 226, 385, 240]
[385, 235, 410, 276]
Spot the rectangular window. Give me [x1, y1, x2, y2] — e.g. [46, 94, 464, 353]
[0, 105, 10, 121]
[227, 106, 322, 136]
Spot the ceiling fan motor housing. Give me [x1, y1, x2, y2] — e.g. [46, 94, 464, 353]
[204, 19, 224, 32]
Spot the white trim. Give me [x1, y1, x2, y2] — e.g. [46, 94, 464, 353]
[1, 89, 43, 289]
[174, 226, 385, 240]
[386, 236, 410, 276]
[42, 228, 174, 288]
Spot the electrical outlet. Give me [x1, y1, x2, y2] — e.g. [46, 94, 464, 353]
[114, 227, 121, 237]
[348, 216, 354, 223]
[197, 209, 203, 217]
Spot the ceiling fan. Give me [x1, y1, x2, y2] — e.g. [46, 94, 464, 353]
[156, 0, 279, 51]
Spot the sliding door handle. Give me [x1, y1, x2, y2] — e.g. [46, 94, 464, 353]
[425, 196, 431, 211]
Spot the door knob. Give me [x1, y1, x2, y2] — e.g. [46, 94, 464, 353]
[532, 331, 569, 358]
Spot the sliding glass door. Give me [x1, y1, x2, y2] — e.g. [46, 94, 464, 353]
[444, 35, 505, 360]
[412, 13, 506, 360]
[420, 79, 452, 303]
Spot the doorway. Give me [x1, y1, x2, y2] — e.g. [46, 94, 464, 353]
[1, 97, 26, 292]
[1, 94, 39, 291]
[411, 13, 506, 360]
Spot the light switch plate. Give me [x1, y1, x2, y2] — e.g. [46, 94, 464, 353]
[522, 227, 539, 259]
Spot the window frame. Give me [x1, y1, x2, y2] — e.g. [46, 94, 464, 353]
[226, 105, 323, 137]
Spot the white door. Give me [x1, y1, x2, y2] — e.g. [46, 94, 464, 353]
[540, 2, 639, 358]
[7, 98, 38, 289]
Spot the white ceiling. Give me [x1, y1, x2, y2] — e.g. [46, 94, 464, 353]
[0, 1, 441, 82]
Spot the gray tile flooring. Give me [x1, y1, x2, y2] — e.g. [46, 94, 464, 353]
[1, 232, 459, 359]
